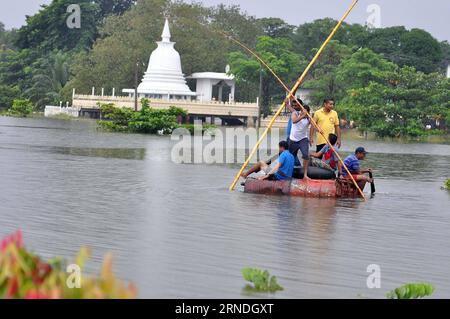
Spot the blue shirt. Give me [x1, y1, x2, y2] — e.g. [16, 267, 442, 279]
[343, 154, 360, 176]
[286, 117, 292, 140]
[275, 150, 295, 180]
[321, 144, 339, 171]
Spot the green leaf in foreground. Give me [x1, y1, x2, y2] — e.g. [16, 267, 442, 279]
[444, 179, 450, 190]
[387, 283, 435, 299]
[242, 267, 284, 293]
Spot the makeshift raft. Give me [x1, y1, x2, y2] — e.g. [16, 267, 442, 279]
[244, 167, 366, 198]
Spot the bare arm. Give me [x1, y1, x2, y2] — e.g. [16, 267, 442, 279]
[285, 98, 295, 113]
[292, 110, 308, 124]
[310, 151, 323, 159]
[309, 125, 315, 146]
[259, 162, 282, 180]
[335, 125, 342, 148]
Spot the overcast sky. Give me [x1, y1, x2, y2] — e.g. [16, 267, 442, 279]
[1, 0, 449, 42]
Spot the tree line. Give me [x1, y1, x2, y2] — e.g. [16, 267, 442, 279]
[0, 0, 449, 137]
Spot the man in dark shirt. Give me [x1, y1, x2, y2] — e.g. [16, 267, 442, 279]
[342, 147, 373, 183]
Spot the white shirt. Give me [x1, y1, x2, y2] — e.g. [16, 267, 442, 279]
[290, 112, 310, 142]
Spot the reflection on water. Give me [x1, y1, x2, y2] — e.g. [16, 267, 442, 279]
[49, 146, 146, 160]
[0, 116, 449, 299]
[0, 144, 146, 160]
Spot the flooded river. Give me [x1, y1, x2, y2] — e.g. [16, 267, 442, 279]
[1, 116, 449, 298]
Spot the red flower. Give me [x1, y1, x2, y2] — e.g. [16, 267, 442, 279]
[25, 290, 50, 300]
[1, 229, 23, 252]
[6, 277, 19, 299]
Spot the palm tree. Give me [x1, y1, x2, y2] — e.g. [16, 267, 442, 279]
[25, 51, 70, 109]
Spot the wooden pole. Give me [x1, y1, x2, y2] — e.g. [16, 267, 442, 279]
[229, 0, 361, 195]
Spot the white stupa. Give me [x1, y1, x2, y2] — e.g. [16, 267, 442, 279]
[124, 19, 196, 100]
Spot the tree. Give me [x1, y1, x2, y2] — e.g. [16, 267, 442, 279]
[209, 4, 262, 48]
[15, 0, 100, 52]
[0, 85, 21, 108]
[25, 52, 70, 109]
[399, 29, 443, 73]
[342, 66, 449, 137]
[0, 22, 16, 51]
[257, 18, 294, 39]
[365, 26, 444, 73]
[302, 40, 353, 105]
[0, 49, 38, 92]
[96, 0, 135, 18]
[292, 18, 368, 59]
[439, 41, 450, 72]
[7, 99, 34, 117]
[228, 36, 305, 115]
[336, 48, 397, 89]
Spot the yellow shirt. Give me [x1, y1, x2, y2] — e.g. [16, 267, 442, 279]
[313, 108, 339, 145]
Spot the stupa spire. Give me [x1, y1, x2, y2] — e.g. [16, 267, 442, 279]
[161, 18, 171, 43]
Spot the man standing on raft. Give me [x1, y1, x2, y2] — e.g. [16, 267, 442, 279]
[287, 99, 311, 180]
[310, 99, 342, 155]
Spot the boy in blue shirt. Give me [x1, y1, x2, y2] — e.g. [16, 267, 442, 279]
[241, 141, 294, 181]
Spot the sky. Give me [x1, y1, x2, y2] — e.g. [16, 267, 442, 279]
[0, 0, 449, 42]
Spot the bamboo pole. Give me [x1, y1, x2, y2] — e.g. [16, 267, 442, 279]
[228, 0, 364, 199]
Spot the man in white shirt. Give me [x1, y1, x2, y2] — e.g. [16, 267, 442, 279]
[287, 100, 311, 180]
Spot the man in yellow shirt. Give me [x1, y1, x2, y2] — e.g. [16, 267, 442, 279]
[309, 99, 342, 154]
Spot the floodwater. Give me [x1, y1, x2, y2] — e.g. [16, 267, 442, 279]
[1, 116, 449, 299]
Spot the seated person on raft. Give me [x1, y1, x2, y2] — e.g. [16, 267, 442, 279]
[241, 141, 295, 181]
[287, 98, 311, 180]
[310, 133, 342, 176]
[342, 147, 373, 183]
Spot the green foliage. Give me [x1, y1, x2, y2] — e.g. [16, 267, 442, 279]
[25, 51, 70, 109]
[292, 18, 368, 60]
[0, 22, 16, 51]
[14, 0, 133, 53]
[0, 230, 137, 299]
[387, 283, 435, 300]
[257, 18, 294, 39]
[100, 103, 134, 130]
[229, 36, 305, 115]
[445, 179, 450, 190]
[304, 40, 352, 104]
[15, 0, 100, 52]
[98, 99, 187, 134]
[336, 48, 397, 89]
[0, 85, 20, 108]
[6, 99, 34, 117]
[339, 63, 450, 138]
[365, 26, 444, 74]
[242, 267, 284, 293]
